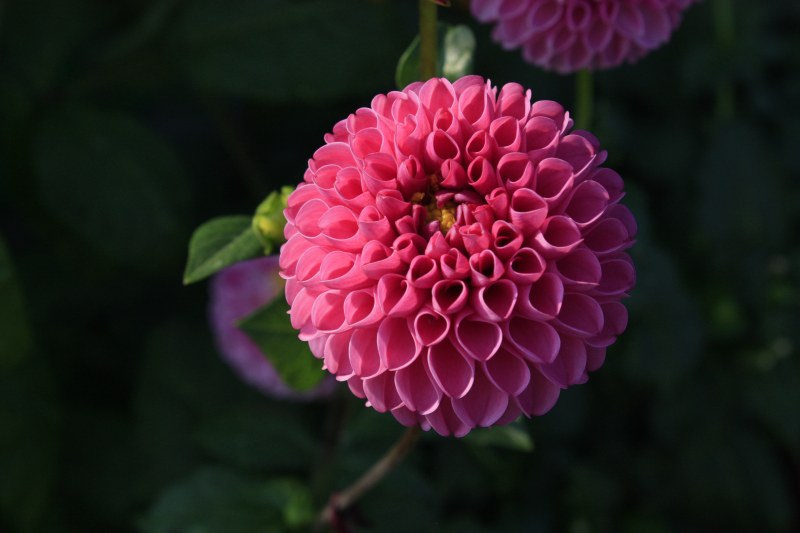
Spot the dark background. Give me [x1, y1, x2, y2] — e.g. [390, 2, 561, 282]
[1, 0, 799, 531]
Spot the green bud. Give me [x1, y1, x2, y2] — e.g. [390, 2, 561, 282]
[252, 186, 293, 255]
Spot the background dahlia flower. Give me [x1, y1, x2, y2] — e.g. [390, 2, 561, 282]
[280, 76, 635, 436]
[210, 256, 335, 400]
[471, 0, 699, 73]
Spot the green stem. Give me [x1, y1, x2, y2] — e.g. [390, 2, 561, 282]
[316, 425, 422, 529]
[419, 0, 438, 80]
[713, 0, 735, 120]
[575, 69, 593, 131]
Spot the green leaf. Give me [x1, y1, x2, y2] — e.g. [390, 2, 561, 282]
[196, 408, 317, 472]
[237, 299, 325, 392]
[32, 105, 191, 273]
[464, 424, 534, 452]
[0, 357, 59, 533]
[183, 215, 262, 285]
[166, 0, 410, 103]
[0, 236, 32, 367]
[139, 467, 314, 533]
[395, 24, 476, 89]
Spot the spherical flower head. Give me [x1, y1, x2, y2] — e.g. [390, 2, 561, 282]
[210, 256, 335, 400]
[471, 0, 699, 73]
[280, 76, 636, 436]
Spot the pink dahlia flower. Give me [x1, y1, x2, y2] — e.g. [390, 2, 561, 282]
[471, 0, 699, 73]
[280, 77, 635, 436]
[210, 256, 335, 400]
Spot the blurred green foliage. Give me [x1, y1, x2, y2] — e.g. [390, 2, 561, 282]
[1, 0, 799, 531]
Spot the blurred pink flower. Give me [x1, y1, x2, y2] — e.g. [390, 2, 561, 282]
[471, 0, 699, 73]
[280, 77, 635, 436]
[210, 256, 335, 400]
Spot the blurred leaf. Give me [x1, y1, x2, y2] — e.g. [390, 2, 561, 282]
[237, 299, 325, 391]
[697, 122, 786, 255]
[196, 408, 317, 472]
[0, 0, 110, 94]
[183, 215, 261, 284]
[252, 186, 293, 255]
[166, 0, 410, 103]
[133, 321, 249, 500]
[139, 467, 313, 533]
[395, 24, 476, 89]
[32, 105, 191, 273]
[0, 357, 59, 533]
[0, 236, 32, 367]
[464, 424, 534, 452]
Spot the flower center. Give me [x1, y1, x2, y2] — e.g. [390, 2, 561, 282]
[410, 174, 459, 233]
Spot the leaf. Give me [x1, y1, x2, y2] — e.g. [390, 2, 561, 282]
[395, 24, 476, 89]
[237, 299, 325, 391]
[138, 467, 314, 533]
[196, 408, 317, 472]
[0, 236, 32, 367]
[0, 357, 59, 533]
[464, 424, 534, 452]
[166, 0, 411, 103]
[32, 105, 191, 273]
[183, 215, 261, 284]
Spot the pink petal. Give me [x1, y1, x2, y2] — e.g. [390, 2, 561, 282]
[428, 338, 475, 399]
[505, 316, 561, 364]
[452, 367, 509, 428]
[395, 356, 442, 415]
[377, 317, 421, 370]
[484, 346, 531, 395]
[454, 312, 503, 361]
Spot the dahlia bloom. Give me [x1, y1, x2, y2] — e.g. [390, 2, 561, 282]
[471, 0, 699, 73]
[280, 76, 635, 436]
[210, 256, 335, 400]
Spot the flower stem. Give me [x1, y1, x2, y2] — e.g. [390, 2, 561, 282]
[574, 69, 593, 131]
[317, 425, 422, 529]
[419, 0, 438, 80]
[713, 0, 735, 120]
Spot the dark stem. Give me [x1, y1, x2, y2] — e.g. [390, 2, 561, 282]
[713, 0, 735, 120]
[316, 425, 422, 529]
[574, 69, 593, 131]
[419, 0, 438, 80]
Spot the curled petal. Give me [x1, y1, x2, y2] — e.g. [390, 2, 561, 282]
[377, 274, 425, 317]
[432, 279, 469, 314]
[509, 188, 548, 233]
[395, 356, 442, 415]
[516, 273, 564, 320]
[343, 289, 384, 328]
[484, 346, 531, 396]
[407, 255, 442, 289]
[454, 311, 503, 361]
[413, 307, 451, 346]
[349, 326, 384, 379]
[505, 247, 546, 284]
[536, 334, 587, 388]
[428, 338, 475, 399]
[515, 367, 560, 417]
[378, 317, 421, 371]
[553, 293, 604, 337]
[452, 367, 509, 428]
[553, 246, 602, 289]
[470, 279, 518, 322]
[469, 249, 505, 287]
[492, 220, 523, 261]
[361, 241, 405, 279]
[505, 316, 561, 364]
[532, 215, 583, 258]
[363, 372, 403, 412]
